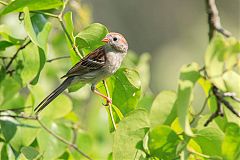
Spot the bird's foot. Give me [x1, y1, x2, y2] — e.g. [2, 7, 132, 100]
[102, 97, 112, 106]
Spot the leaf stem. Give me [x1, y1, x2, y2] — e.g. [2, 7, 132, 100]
[103, 80, 117, 131]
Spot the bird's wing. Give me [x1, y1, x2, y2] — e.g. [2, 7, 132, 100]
[61, 46, 106, 78]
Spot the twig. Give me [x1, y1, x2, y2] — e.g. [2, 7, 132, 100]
[47, 55, 70, 62]
[57, 0, 83, 58]
[5, 39, 31, 71]
[0, 114, 37, 120]
[190, 95, 210, 126]
[204, 86, 240, 126]
[206, 0, 231, 40]
[37, 119, 92, 160]
[103, 80, 117, 131]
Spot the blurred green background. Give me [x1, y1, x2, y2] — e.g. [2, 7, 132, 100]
[0, 0, 239, 159]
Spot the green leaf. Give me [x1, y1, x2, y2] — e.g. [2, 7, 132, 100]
[222, 123, 240, 160]
[21, 44, 39, 85]
[222, 71, 240, 124]
[104, 68, 141, 115]
[0, 41, 14, 51]
[63, 11, 74, 42]
[38, 94, 72, 120]
[75, 23, 108, 51]
[0, 144, 15, 160]
[113, 109, 150, 160]
[193, 127, 224, 156]
[205, 34, 240, 91]
[1, 0, 63, 15]
[21, 146, 39, 160]
[23, 8, 52, 85]
[37, 120, 72, 160]
[30, 48, 46, 85]
[0, 76, 21, 105]
[150, 90, 177, 127]
[148, 125, 180, 159]
[0, 119, 17, 142]
[10, 120, 39, 151]
[174, 62, 201, 136]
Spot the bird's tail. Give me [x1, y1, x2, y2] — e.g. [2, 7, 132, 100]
[34, 77, 74, 114]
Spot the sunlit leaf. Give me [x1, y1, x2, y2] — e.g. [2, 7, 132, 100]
[222, 123, 240, 160]
[23, 8, 52, 85]
[75, 23, 108, 52]
[174, 62, 201, 136]
[193, 127, 224, 156]
[205, 34, 240, 91]
[148, 125, 180, 159]
[113, 109, 150, 160]
[150, 90, 177, 127]
[222, 71, 240, 124]
[1, 0, 63, 15]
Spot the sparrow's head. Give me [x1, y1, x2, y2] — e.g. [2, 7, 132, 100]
[102, 32, 128, 53]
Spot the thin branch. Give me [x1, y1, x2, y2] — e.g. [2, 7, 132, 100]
[204, 86, 240, 126]
[57, 0, 83, 58]
[47, 55, 70, 62]
[5, 39, 31, 71]
[103, 80, 117, 131]
[0, 114, 37, 120]
[206, 0, 231, 40]
[37, 119, 92, 160]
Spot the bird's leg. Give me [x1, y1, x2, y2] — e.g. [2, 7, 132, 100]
[91, 85, 112, 106]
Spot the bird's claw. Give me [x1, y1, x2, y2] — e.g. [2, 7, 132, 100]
[102, 97, 112, 106]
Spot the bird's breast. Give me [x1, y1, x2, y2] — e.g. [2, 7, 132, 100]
[105, 52, 124, 74]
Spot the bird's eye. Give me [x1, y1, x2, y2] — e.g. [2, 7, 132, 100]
[113, 37, 118, 41]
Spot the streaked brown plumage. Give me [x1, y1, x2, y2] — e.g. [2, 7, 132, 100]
[34, 32, 128, 113]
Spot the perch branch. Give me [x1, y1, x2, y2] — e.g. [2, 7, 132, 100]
[103, 80, 117, 130]
[58, 0, 83, 58]
[206, 0, 231, 40]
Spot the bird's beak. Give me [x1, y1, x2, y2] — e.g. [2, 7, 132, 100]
[102, 37, 110, 43]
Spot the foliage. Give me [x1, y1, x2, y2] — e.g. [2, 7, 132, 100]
[0, 0, 240, 160]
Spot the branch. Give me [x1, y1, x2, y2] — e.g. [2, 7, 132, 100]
[5, 39, 31, 71]
[204, 86, 240, 126]
[102, 80, 117, 130]
[47, 55, 70, 62]
[37, 119, 92, 160]
[206, 0, 231, 40]
[0, 113, 92, 160]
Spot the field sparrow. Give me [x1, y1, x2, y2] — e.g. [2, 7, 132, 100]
[34, 32, 128, 113]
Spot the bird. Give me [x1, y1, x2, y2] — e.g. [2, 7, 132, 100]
[34, 32, 128, 114]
